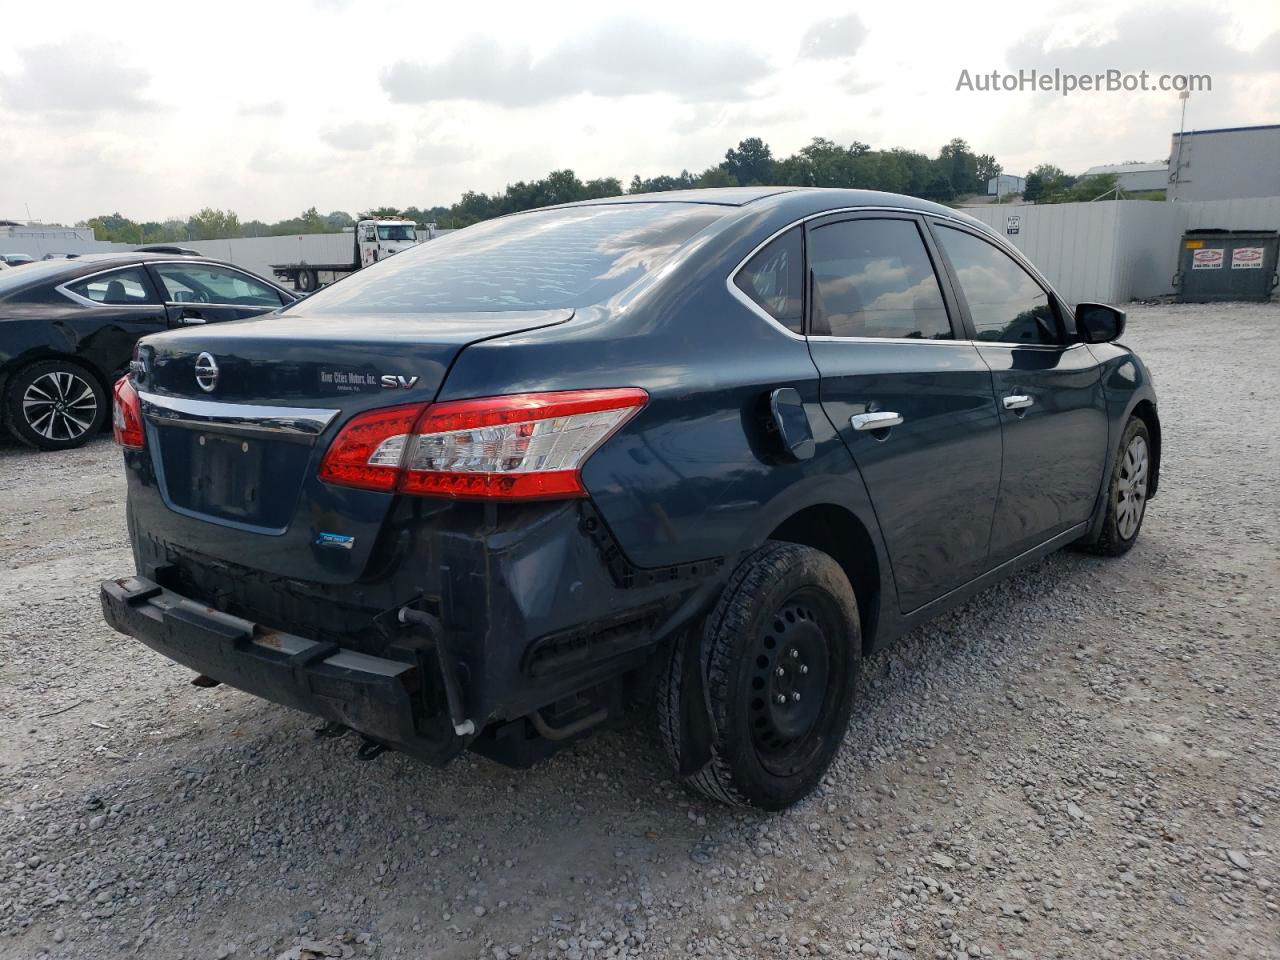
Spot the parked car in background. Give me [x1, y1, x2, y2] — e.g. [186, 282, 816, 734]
[40, 253, 80, 260]
[101, 187, 1159, 809]
[1, 253, 296, 450]
[1, 254, 35, 268]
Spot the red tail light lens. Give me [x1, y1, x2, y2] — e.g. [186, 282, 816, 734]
[112, 376, 145, 450]
[319, 389, 647, 501]
[317, 404, 424, 492]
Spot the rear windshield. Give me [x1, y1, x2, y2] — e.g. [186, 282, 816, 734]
[299, 203, 727, 314]
[0, 259, 77, 298]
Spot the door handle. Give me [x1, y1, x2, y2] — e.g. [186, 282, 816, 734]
[850, 411, 903, 431]
[178, 309, 207, 326]
[1002, 394, 1034, 411]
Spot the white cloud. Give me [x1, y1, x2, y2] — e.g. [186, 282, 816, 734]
[0, 43, 155, 114]
[382, 20, 775, 106]
[321, 121, 396, 151]
[799, 14, 869, 61]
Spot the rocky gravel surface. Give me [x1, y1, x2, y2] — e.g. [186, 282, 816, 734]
[2, 301, 1278, 960]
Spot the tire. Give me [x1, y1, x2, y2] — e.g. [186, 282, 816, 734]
[296, 269, 316, 293]
[1083, 416, 1152, 557]
[658, 541, 861, 810]
[5, 360, 107, 451]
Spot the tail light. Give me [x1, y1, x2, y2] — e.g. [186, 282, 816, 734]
[112, 376, 145, 450]
[318, 389, 647, 501]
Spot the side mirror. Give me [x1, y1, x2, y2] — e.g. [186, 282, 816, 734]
[1075, 302, 1126, 343]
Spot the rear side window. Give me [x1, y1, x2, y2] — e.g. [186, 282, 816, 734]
[66, 267, 158, 305]
[808, 219, 952, 340]
[734, 227, 803, 334]
[300, 203, 727, 314]
[933, 226, 1059, 345]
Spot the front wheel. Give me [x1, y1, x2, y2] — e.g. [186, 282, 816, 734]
[658, 541, 860, 810]
[5, 360, 107, 450]
[1084, 416, 1152, 556]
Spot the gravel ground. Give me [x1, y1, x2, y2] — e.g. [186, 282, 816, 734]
[1, 301, 1277, 960]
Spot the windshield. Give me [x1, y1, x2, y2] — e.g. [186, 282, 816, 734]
[302, 203, 727, 314]
[377, 225, 417, 242]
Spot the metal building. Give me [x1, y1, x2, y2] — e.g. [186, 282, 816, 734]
[1080, 162, 1168, 194]
[986, 174, 1026, 196]
[1167, 124, 1280, 201]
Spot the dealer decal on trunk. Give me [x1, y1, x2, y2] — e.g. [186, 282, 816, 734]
[319, 370, 419, 393]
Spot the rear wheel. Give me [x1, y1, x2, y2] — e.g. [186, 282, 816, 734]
[5, 360, 106, 450]
[296, 269, 317, 293]
[658, 541, 860, 810]
[1084, 416, 1151, 556]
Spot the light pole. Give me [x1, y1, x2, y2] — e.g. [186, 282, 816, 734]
[1171, 90, 1191, 200]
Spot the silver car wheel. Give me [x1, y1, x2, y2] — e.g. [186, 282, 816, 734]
[22, 371, 98, 441]
[1114, 434, 1149, 541]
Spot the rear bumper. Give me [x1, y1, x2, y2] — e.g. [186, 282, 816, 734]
[100, 575, 461, 762]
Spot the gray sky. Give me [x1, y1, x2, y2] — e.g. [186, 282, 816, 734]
[1, 0, 1277, 224]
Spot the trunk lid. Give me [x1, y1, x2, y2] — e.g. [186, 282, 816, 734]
[132, 310, 570, 584]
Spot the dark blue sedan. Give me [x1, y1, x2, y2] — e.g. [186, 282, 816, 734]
[101, 187, 1159, 809]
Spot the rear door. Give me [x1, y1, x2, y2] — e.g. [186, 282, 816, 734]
[928, 221, 1108, 561]
[146, 261, 291, 329]
[804, 213, 1002, 613]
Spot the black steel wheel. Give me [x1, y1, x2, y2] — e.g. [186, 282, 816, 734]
[658, 541, 860, 810]
[5, 360, 107, 450]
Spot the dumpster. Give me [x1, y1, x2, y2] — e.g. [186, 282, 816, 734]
[1175, 229, 1279, 303]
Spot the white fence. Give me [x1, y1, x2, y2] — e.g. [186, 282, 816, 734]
[963, 197, 1280, 304]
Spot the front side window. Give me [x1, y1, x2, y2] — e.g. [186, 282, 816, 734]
[377, 224, 416, 241]
[808, 219, 952, 340]
[66, 267, 158, 305]
[734, 227, 803, 334]
[152, 264, 284, 307]
[933, 226, 1059, 345]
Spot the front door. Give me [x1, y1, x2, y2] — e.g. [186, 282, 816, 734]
[146, 262, 290, 329]
[805, 214, 1003, 613]
[929, 223, 1109, 561]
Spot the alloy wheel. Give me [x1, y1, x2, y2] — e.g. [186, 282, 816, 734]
[1115, 434, 1149, 540]
[22, 371, 98, 442]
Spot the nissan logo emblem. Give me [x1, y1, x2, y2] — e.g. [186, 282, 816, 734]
[194, 352, 219, 393]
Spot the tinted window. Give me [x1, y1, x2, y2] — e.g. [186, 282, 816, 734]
[734, 227, 803, 333]
[808, 219, 951, 340]
[934, 226, 1059, 344]
[152, 264, 284, 307]
[300, 203, 727, 314]
[377, 224, 416, 241]
[67, 267, 158, 305]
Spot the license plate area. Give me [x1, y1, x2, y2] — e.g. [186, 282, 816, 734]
[155, 426, 311, 529]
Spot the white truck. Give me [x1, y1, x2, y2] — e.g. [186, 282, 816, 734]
[271, 217, 431, 292]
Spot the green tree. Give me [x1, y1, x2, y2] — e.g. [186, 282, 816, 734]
[357, 206, 403, 220]
[186, 208, 240, 240]
[721, 137, 774, 186]
[937, 138, 981, 195]
[1023, 173, 1043, 203]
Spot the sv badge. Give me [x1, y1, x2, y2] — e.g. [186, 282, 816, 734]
[380, 375, 421, 390]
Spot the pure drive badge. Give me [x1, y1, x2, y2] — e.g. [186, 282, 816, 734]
[315, 532, 355, 550]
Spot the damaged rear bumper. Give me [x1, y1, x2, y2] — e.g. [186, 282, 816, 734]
[99, 575, 466, 764]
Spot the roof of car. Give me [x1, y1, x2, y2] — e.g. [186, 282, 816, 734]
[551, 186, 980, 225]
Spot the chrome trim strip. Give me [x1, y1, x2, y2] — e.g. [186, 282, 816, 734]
[724, 205, 1075, 347]
[138, 391, 339, 438]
